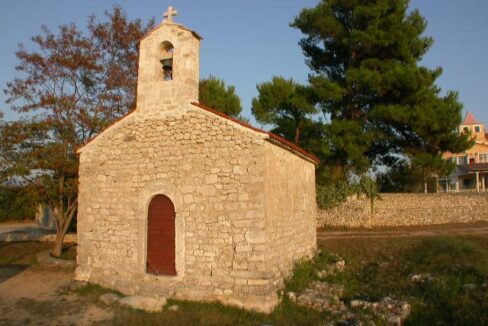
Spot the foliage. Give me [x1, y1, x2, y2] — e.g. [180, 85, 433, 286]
[252, 76, 317, 144]
[291, 0, 472, 179]
[377, 159, 420, 192]
[316, 181, 351, 209]
[0, 183, 38, 221]
[377, 155, 455, 192]
[316, 174, 381, 211]
[357, 175, 380, 214]
[199, 75, 243, 118]
[284, 250, 339, 293]
[0, 6, 155, 256]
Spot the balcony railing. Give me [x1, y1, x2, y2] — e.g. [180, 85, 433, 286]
[440, 188, 488, 193]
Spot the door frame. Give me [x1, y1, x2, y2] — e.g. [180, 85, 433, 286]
[138, 181, 185, 280]
[147, 194, 177, 276]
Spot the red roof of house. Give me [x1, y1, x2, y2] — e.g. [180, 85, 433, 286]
[190, 102, 320, 165]
[459, 162, 488, 174]
[462, 112, 482, 125]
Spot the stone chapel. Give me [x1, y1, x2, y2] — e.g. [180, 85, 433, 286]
[75, 7, 318, 312]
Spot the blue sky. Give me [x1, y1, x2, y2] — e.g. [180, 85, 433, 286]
[1, 0, 487, 126]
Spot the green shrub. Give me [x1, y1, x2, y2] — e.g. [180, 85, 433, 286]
[0, 184, 38, 221]
[316, 182, 351, 209]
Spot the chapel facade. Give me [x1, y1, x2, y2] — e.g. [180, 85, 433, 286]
[75, 7, 317, 312]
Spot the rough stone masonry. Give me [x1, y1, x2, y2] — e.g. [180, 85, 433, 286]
[75, 7, 318, 313]
[317, 193, 488, 228]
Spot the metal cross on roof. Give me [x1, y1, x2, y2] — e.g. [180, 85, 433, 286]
[163, 6, 178, 23]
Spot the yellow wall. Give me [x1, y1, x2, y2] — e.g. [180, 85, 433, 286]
[444, 142, 488, 163]
[459, 123, 486, 141]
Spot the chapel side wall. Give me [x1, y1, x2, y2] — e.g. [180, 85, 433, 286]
[317, 193, 488, 228]
[264, 142, 317, 289]
[76, 108, 277, 311]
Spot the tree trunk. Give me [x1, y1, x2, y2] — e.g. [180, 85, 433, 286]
[370, 196, 374, 215]
[294, 126, 301, 144]
[52, 229, 67, 257]
[50, 200, 77, 258]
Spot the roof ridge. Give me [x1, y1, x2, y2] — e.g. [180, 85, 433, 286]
[462, 111, 482, 125]
[76, 109, 136, 153]
[140, 22, 203, 43]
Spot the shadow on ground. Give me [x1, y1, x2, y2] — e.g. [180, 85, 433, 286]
[0, 264, 28, 284]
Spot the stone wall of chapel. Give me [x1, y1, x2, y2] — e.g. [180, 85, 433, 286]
[263, 142, 317, 289]
[76, 107, 278, 311]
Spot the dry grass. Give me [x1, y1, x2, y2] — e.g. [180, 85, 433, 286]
[317, 236, 488, 325]
[0, 241, 52, 265]
[319, 220, 488, 232]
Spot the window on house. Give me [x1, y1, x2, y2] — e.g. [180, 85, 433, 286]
[463, 127, 469, 133]
[160, 41, 174, 81]
[457, 156, 468, 165]
[475, 126, 481, 133]
[479, 153, 488, 163]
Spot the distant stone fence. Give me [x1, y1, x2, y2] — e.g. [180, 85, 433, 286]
[317, 193, 488, 228]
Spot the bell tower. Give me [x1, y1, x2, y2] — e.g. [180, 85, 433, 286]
[136, 6, 201, 116]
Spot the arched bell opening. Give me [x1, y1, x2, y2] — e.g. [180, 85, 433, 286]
[159, 41, 174, 81]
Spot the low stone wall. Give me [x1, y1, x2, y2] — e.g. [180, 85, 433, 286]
[317, 193, 488, 228]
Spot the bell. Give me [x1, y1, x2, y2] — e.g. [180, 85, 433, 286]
[160, 59, 173, 71]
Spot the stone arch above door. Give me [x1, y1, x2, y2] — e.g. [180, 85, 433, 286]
[147, 194, 176, 275]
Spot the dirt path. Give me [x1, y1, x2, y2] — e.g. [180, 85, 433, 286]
[0, 267, 113, 325]
[317, 223, 488, 240]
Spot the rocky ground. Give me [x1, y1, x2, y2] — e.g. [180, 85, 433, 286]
[1, 229, 487, 325]
[0, 268, 113, 326]
[286, 255, 411, 325]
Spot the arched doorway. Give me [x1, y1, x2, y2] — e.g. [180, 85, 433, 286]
[147, 194, 176, 275]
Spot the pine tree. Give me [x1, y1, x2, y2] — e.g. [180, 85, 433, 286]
[292, 0, 471, 179]
[251, 77, 317, 144]
[199, 75, 242, 118]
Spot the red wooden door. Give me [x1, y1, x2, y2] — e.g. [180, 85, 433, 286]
[147, 194, 176, 275]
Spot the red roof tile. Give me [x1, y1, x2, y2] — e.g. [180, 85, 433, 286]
[462, 112, 482, 125]
[459, 162, 488, 173]
[190, 102, 320, 165]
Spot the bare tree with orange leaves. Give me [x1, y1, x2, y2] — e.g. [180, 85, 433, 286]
[0, 6, 155, 257]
